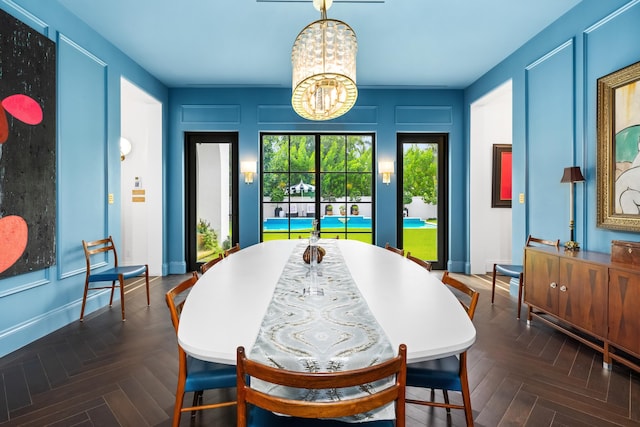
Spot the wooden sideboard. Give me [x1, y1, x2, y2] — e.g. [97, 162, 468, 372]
[524, 245, 640, 373]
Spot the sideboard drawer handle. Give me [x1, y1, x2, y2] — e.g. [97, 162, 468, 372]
[560, 285, 567, 292]
[550, 282, 557, 289]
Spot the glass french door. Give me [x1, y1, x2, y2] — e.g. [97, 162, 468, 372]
[185, 132, 238, 272]
[397, 133, 448, 270]
[261, 133, 374, 242]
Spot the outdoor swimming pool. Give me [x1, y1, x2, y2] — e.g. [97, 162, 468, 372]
[262, 216, 435, 231]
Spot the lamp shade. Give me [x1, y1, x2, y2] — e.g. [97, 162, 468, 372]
[240, 161, 257, 174]
[560, 166, 585, 183]
[120, 137, 132, 157]
[291, 5, 357, 121]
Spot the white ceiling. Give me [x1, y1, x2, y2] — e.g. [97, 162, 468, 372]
[56, 0, 582, 89]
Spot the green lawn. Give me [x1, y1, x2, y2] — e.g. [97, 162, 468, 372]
[403, 228, 437, 260]
[263, 224, 438, 261]
[197, 249, 224, 263]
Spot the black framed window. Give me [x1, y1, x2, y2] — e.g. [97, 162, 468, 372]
[261, 133, 374, 242]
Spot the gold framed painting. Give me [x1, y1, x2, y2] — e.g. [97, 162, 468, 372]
[597, 60, 640, 232]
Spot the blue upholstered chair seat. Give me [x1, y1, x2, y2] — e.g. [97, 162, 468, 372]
[494, 264, 523, 278]
[88, 265, 148, 282]
[247, 407, 395, 427]
[184, 356, 237, 392]
[406, 355, 461, 391]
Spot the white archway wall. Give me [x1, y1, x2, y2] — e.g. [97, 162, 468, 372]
[121, 78, 163, 276]
[469, 80, 513, 274]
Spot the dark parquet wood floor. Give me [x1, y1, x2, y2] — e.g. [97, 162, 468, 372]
[1, 272, 639, 426]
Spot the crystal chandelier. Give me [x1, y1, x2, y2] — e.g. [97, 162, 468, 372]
[291, 0, 358, 121]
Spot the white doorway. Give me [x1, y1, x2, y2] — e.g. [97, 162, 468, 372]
[120, 78, 163, 275]
[469, 80, 513, 274]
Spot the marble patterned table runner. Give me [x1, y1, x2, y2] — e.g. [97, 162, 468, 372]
[249, 240, 396, 422]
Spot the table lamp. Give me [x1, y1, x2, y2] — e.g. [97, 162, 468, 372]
[560, 166, 585, 250]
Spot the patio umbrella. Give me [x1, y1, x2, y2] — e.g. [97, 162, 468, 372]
[288, 179, 315, 196]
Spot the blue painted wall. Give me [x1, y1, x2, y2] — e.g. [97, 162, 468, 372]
[167, 88, 466, 273]
[465, 0, 640, 261]
[0, 0, 168, 357]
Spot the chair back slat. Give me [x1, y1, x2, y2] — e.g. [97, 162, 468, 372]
[82, 236, 119, 269]
[236, 344, 407, 426]
[441, 271, 479, 320]
[406, 252, 432, 271]
[526, 235, 560, 249]
[165, 272, 199, 332]
[385, 243, 405, 256]
[224, 243, 241, 257]
[200, 254, 223, 274]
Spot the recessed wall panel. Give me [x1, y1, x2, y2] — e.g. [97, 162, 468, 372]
[526, 40, 575, 240]
[57, 34, 108, 279]
[181, 105, 240, 124]
[257, 105, 378, 125]
[395, 106, 453, 125]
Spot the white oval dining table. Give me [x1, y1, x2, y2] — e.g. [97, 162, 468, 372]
[178, 239, 476, 365]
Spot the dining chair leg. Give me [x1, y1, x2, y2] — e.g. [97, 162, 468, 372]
[144, 267, 150, 306]
[516, 272, 524, 320]
[79, 280, 90, 321]
[109, 280, 116, 306]
[172, 385, 185, 427]
[443, 390, 451, 415]
[118, 275, 126, 321]
[461, 386, 474, 426]
[491, 264, 497, 304]
[460, 359, 474, 427]
[190, 391, 202, 420]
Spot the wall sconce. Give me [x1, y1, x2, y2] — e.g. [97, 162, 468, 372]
[120, 137, 132, 161]
[240, 161, 257, 184]
[560, 166, 585, 250]
[378, 161, 394, 185]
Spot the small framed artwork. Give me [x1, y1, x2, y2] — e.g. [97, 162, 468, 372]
[597, 60, 640, 232]
[492, 144, 512, 208]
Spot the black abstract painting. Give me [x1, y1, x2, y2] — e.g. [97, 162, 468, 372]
[0, 9, 56, 277]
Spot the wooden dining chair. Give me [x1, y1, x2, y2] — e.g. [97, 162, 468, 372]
[165, 272, 237, 427]
[384, 242, 405, 256]
[200, 253, 223, 274]
[406, 272, 479, 426]
[80, 236, 149, 322]
[224, 243, 241, 257]
[236, 344, 407, 427]
[491, 235, 559, 319]
[406, 252, 432, 271]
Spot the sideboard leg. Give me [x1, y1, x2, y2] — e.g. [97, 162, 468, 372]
[603, 343, 612, 370]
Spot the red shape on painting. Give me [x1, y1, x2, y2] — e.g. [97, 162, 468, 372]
[500, 152, 513, 200]
[1, 94, 43, 125]
[0, 215, 28, 274]
[0, 104, 7, 143]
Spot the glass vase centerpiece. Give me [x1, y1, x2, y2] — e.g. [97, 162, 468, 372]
[304, 220, 324, 296]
